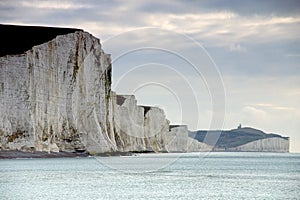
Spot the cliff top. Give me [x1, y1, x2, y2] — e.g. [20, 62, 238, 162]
[0, 24, 82, 57]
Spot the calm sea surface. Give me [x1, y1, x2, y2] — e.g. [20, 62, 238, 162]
[0, 152, 299, 199]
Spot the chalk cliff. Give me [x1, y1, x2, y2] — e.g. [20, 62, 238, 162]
[0, 25, 207, 154]
[165, 125, 212, 152]
[112, 94, 170, 152]
[227, 137, 289, 152]
[0, 29, 116, 153]
[0, 25, 289, 154]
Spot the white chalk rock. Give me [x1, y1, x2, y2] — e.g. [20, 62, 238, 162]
[228, 137, 289, 152]
[0, 31, 115, 153]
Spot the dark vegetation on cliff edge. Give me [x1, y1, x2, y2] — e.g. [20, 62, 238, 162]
[0, 24, 82, 57]
[189, 127, 289, 149]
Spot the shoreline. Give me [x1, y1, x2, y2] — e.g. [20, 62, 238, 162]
[0, 150, 293, 160]
[0, 150, 157, 159]
[0, 150, 89, 159]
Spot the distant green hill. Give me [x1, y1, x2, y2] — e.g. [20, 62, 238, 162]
[189, 126, 289, 149]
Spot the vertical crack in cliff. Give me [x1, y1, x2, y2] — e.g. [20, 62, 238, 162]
[72, 37, 80, 83]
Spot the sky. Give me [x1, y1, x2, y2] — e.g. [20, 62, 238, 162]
[0, 0, 299, 152]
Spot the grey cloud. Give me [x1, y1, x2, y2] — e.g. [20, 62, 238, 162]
[131, 0, 300, 17]
[206, 39, 300, 77]
[2, 0, 298, 78]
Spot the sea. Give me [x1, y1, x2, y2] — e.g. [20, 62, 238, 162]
[0, 152, 299, 200]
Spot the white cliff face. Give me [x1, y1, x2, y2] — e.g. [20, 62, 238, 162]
[0, 55, 33, 151]
[0, 31, 115, 153]
[228, 137, 289, 152]
[112, 94, 146, 151]
[165, 125, 188, 152]
[187, 137, 213, 152]
[113, 95, 171, 152]
[165, 125, 212, 152]
[143, 106, 169, 152]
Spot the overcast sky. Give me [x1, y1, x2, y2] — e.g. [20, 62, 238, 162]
[1, 0, 299, 152]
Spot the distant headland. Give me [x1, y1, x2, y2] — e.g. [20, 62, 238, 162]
[189, 124, 289, 152]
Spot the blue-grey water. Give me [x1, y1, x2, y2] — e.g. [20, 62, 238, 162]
[0, 152, 299, 199]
